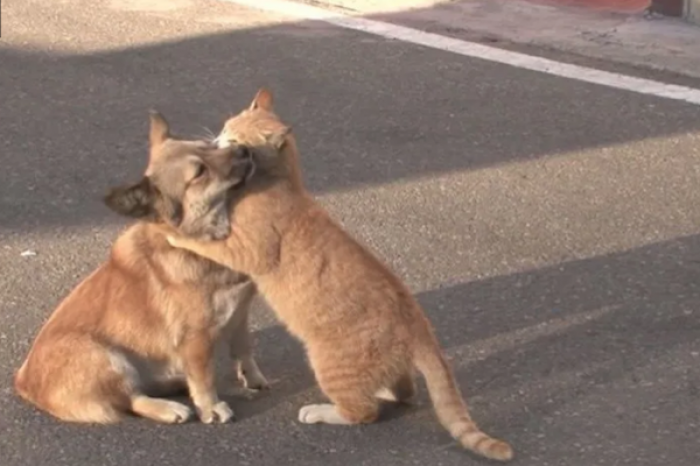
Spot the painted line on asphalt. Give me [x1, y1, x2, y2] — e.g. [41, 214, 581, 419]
[222, 0, 700, 106]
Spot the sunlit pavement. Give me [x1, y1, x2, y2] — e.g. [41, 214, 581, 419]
[1, 1, 699, 465]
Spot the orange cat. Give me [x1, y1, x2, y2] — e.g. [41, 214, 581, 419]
[167, 89, 513, 461]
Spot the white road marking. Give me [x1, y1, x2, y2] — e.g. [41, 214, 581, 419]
[222, 0, 700, 106]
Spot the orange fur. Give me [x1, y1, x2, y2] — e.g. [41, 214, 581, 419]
[168, 90, 513, 460]
[14, 112, 268, 424]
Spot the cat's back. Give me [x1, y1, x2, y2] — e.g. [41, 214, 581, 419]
[267, 199, 413, 337]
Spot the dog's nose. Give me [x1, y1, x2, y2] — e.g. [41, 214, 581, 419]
[235, 146, 252, 160]
[226, 146, 253, 176]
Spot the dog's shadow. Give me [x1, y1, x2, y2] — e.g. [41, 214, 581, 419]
[210, 309, 417, 424]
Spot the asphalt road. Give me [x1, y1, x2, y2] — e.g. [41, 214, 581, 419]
[1, 1, 700, 465]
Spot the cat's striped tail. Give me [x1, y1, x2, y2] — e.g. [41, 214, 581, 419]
[413, 341, 513, 461]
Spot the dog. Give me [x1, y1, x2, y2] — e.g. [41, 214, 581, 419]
[14, 111, 268, 424]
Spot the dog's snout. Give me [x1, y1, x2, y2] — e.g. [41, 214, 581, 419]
[236, 146, 252, 160]
[224, 146, 252, 178]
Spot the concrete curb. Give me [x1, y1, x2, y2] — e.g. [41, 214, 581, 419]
[294, 0, 700, 80]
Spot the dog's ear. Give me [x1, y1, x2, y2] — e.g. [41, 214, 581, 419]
[149, 110, 170, 147]
[103, 177, 156, 219]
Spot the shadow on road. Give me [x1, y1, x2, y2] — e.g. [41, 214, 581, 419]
[2, 16, 700, 233]
[1, 4, 700, 465]
[4, 232, 698, 464]
[217, 233, 699, 462]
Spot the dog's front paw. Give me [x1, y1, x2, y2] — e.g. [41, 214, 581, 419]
[198, 401, 235, 424]
[158, 400, 194, 424]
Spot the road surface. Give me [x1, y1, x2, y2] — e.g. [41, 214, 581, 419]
[1, 1, 699, 465]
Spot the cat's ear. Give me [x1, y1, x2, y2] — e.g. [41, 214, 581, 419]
[249, 88, 274, 112]
[262, 126, 292, 150]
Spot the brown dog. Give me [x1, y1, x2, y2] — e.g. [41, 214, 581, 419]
[14, 111, 268, 424]
[166, 89, 513, 461]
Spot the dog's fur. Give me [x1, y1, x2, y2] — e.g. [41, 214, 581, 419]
[14, 112, 268, 424]
[166, 89, 513, 461]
